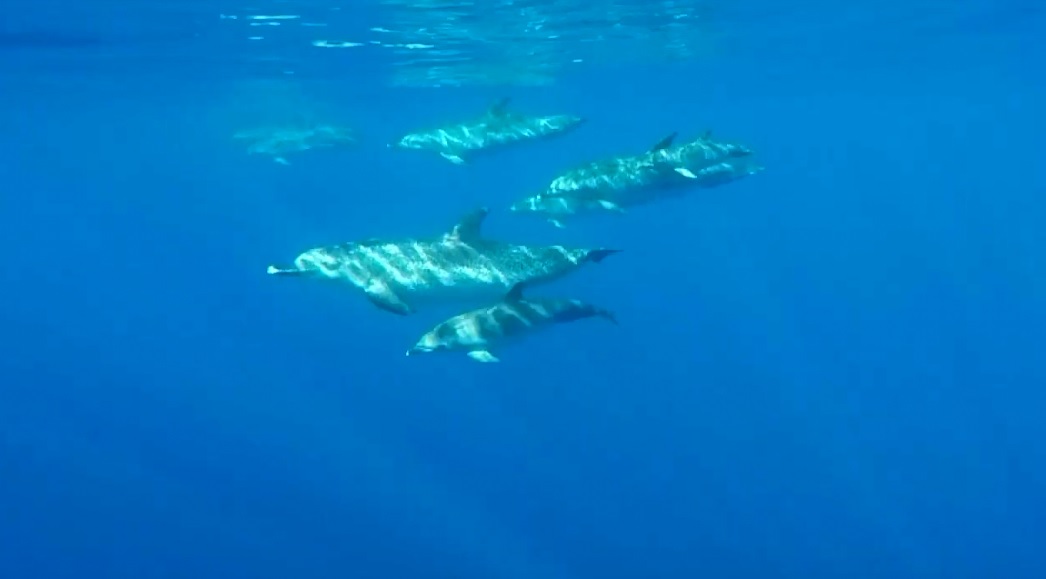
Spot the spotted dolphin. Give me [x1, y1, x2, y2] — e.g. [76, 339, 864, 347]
[406, 281, 617, 363]
[391, 97, 585, 165]
[510, 131, 759, 227]
[266, 208, 621, 315]
[234, 124, 356, 165]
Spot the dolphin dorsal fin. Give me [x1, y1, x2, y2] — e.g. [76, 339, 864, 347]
[701, 129, 713, 140]
[488, 97, 512, 118]
[505, 281, 526, 302]
[447, 207, 489, 243]
[650, 132, 678, 152]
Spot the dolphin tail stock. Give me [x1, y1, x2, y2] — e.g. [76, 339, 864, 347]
[267, 264, 305, 276]
[595, 307, 619, 325]
[583, 248, 623, 264]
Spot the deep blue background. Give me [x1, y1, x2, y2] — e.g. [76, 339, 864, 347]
[1, 1, 1044, 578]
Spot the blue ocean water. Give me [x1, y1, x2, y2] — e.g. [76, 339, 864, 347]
[1, 1, 1044, 578]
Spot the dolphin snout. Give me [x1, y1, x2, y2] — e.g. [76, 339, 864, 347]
[408, 333, 445, 356]
[267, 264, 304, 276]
[406, 344, 434, 356]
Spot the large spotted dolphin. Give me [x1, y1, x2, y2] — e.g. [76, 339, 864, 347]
[266, 208, 621, 315]
[406, 281, 617, 363]
[510, 131, 761, 227]
[390, 97, 585, 165]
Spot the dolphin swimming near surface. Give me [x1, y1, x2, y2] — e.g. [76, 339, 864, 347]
[266, 207, 622, 315]
[390, 97, 585, 165]
[406, 281, 617, 363]
[509, 131, 760, 227]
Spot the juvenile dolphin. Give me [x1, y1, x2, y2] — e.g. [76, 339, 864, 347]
[509, 131, 759, 227]
[406, 281, 617, 363]
[234, 124, 356, 165]
[266, 207, 621, 315]
[390, 97, 585, 165]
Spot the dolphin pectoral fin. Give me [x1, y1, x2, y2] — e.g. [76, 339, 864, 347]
[267, 265, 304, 276]
[440, 152, 466, 165]
[467, 350, 500, 363]
[549, 219, 566, 228]
[674, 167, 698, 179]
[273, 156, 290, 165]
[597, 200, 626, 213]
[364, 281, 413, 315]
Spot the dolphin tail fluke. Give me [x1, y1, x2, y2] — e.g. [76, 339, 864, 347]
[267, 265, 304, 276]
[584, 249, 622, 264]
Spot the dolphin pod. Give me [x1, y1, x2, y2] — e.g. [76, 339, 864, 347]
[265, 98, 761, 362]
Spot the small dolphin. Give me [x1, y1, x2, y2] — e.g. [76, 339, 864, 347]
[510, 131, 760, 227]
[406, 281, 617, 363]
[234, 124, 356, 165]
[267, 207, 621, 315]
[390, 97, 585, 165]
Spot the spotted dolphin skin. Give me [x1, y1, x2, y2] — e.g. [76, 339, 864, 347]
[266, 208, 621, 315]
[510, 131, 760, 227]
[406, 281, 617, 363]
[391, 97, 585, 165]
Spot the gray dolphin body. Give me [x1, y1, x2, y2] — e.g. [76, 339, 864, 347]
[234, 124, 356, 165]
[510, 131, 761, 227]
[266, 208, 621, 315]
[391, 98, 585, 165]
[406, 282, 617, 363]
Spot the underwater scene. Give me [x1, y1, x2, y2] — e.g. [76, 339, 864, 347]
[1, 0, 1045, 577]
